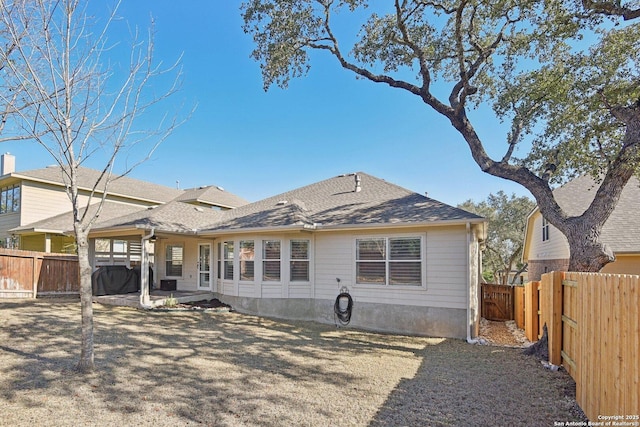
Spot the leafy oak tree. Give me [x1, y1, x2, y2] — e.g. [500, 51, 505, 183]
[458, 192, 535, 285]
[1, 0, 183, 372]
[241, 0, 640, 272]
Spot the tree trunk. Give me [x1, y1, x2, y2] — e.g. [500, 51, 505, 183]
[75, 228, 95, 373]
[444, 93, 640, 275]
[565, 224, 615, 272]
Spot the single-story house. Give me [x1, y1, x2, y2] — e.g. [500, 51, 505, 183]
[523, 175, 640, 280]
[16, 172, 487, 339]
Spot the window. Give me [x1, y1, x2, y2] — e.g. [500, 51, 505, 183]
[165, 244, 183, 277]
[356, 238, 386, 284]
[290, 240, 309, 282]
[542, 217, 550, 242]
[240, 240, 255, 281]
[223, 241, 234, 280]
[262, 240, 281, 281]
[217, 243, 222, 279]
[388, 237, 422, 284]
[356, 236, 423, 286]
[0, 184, 20, 214]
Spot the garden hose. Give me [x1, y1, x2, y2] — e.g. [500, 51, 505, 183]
[334, 292, 353, 326]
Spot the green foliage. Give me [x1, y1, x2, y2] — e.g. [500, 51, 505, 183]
[242, 0, 640, 180]
[482, 270, 494, 284]
[242, 0, 640, 272]
[458, 192, 535, 285]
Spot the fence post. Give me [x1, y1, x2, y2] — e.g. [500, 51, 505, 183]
[547, 271, 564, 366]
[31, 255, 38, 298]
[524, 281, 539, 342]
[514, 286, 525, 329]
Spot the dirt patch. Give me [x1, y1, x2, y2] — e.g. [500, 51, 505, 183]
[479, 318, 533, 348]
[0, 298, 586, 426]
[155, 298, 232, 311]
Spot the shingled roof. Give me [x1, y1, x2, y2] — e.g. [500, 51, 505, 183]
[174, 185, 249, 209]
[17, 172, 484, 237]
[552, 175, 640, 253]
[10, 202, 147, 235]
[91, 201, 224, 234]
[199, 172, 484, 233]
[14, 166, 183, 204]
[10, 165, 247, 209]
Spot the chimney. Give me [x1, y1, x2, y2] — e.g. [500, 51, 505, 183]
[1, 153, 15, 176]
[354, 173, 361, 192]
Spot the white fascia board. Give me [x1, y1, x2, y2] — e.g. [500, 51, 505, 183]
[197, 224, 310, 237]
[12, 228, 69, 235]
[197, 218, 487, 236]
[312, 218, 488, 232]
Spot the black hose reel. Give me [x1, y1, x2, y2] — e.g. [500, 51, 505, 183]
[334, 285, 353, 326]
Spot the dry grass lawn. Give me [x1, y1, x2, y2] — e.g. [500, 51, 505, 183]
[0, 298, 586, 426]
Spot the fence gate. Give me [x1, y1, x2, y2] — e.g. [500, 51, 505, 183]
[481, 284, 514, 321]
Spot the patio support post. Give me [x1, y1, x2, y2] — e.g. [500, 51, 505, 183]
[140, 228, 155, 308]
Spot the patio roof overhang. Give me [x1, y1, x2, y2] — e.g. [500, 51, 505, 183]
[10, 227, 72, 236]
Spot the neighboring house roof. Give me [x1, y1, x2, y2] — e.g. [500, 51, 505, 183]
[10, 202, 147, 235]
[199, 172, 485, 234]
[524, 175, 640, 256]
[91, 201, 224, 235]
[174, 185, 249, 209]
[4, 164, 247, 211]
[10, 166, 183, 204]
[554, 175, 640, 253]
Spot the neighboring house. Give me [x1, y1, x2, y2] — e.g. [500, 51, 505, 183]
[0, 153, 247, 253]
[84, 172, 487, 339]
[523, 175, 640, 281]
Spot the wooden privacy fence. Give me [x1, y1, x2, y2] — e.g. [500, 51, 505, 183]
[480, 283, 515, 321]
[0, 248, 79, 298]
[524, 271, 639, 422]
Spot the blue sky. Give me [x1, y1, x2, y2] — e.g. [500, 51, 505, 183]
[3, 1, 532, 206]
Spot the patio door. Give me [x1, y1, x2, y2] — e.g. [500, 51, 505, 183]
[198, 243, 212, 289]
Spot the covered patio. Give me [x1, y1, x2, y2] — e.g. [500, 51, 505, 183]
[93, 290, 215, 308]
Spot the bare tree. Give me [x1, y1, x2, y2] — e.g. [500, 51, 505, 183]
[0, 0, 184, 372]
[0, 0, 47, 143]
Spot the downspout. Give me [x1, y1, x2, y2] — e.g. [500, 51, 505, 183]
[139, 228, 155, 309]
[466, 222, 479, 344]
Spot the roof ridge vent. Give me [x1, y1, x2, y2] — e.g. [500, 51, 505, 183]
[216, 186, 224, 191]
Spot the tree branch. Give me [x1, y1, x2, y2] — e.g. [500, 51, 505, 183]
[394, 0, 432, 94]
[582, 0, 640, 20]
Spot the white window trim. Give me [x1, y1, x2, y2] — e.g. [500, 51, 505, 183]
[222, 240, 235, 281]
[290, 239, 310, 283]
[262, 239, 282, 283]
[239, 240, 256, 283]
[165, 243, 184, 278]
[352, 233, 427, 290]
